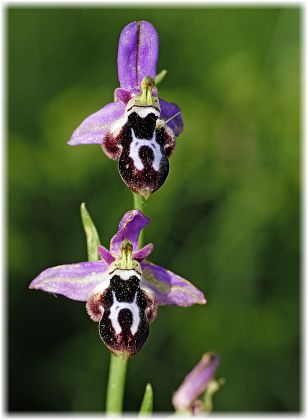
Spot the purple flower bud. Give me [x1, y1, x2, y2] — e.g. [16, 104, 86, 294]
[68, 21, 184, 198]
[172, 353, 219, 412]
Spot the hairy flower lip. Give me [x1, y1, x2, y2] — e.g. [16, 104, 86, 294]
[29, 210, 205, 307]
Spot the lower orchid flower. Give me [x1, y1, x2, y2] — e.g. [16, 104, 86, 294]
[30, 210, 205, 359]
[68, 21, 184, 199]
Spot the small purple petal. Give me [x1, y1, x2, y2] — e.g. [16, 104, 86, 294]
[110, 210, 150, 256]
[159, 98, 184, 137]
[29, 261, 109, 301]
[133, 243, 154, 261]
[68, 101, 125, 145]
[141, 261, 206, 306]
[98, 245, 115, 265]
[114, 88, 132, 105]
[172, 353, 219, 411]
[118, 21, 158, 91]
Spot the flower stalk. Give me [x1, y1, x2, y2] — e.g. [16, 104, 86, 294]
[106, 354, 128, 414]
[133, 192, 145, 214]
[134, 193, 145, 246]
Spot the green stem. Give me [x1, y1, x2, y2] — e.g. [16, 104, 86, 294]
[133, 192, 145, 213]
[105, 193, 145, 414]
[106, 355, 128, 414]
[133, 193, 145, 247]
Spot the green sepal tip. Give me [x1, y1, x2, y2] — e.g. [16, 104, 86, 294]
[155, 69, 167, 85]
[80, 202, 101, 262]
[139, 383, 153, 416]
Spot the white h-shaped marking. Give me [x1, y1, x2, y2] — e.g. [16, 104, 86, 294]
[129, 129, 162, 172]
[109, 291, 140, 336]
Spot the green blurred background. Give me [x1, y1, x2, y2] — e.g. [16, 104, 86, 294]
[8, 6, 300, 413]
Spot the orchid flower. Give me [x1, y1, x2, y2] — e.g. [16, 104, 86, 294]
[68, 21, 183, 199]
[172, 352, 222, 415]
[30, 210, 205, 358]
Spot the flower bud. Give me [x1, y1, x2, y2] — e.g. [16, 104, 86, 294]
[172, 352, 219, 413]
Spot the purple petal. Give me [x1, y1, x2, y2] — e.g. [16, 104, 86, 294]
[110, 210, 150, 256]
[159, 98, 184, 137]
[172, 353, 219, 411]
[141, 261, 206, 306]
[118, 21, 158, 91]
[133, 243, 154, 261]
[114, 88, 132, 105]
[98, 245, 115, 265]
[29, 261, 109, 301]
[68, 101, 125, 145]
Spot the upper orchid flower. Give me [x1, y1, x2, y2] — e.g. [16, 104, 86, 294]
[68, 21, 184, 199]
[30, 210, 205, 358]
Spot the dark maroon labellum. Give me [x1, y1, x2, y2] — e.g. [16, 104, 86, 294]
[117, 109, 170, 197]
[102, 75, 178, 197]
[103, 101, 176, 198]
[99, 272, 153, 357]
